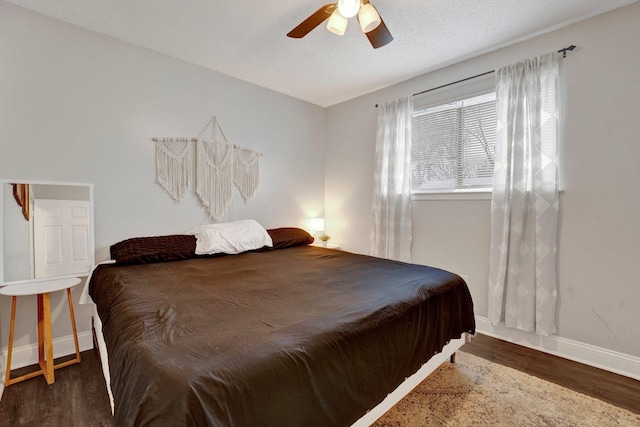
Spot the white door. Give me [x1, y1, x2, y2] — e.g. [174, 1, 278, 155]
[33, 199, 91, 278]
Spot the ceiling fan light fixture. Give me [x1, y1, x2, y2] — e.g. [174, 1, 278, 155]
[337, 0, 360, 18]
[358, 3, 381, 33]
[287, 1, 392, 49]
[326, 9, 348, 35]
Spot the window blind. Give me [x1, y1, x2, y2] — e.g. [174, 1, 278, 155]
[411, 92, 496, 192]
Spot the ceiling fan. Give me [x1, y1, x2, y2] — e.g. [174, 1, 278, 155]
[287, 0, 393, 49]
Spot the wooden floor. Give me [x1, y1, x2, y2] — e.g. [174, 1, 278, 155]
[0, 350, 114, 426]
[463, 334, 640, 415]
[0, 333, 638, 426]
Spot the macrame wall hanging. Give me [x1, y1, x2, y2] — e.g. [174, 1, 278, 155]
[152, 116, 263, 221]
[154, 138, 192, 202]
[196, 116, 236, 221]
[234, 146, 261, 202]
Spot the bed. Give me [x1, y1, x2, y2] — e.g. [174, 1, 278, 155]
[86, 225, 475, 426]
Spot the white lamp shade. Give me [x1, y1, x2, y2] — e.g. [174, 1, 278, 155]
[326, 10, 348, 35]
[358, 3, 381, 33]
[308, 217, 325, 232]
[337, 0, 360, 18]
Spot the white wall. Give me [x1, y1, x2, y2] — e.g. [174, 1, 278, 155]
[326, 2, 640, 361]
[0, 0, 325, 384]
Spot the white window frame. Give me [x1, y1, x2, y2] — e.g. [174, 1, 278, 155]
[411, 90, 497, 198]
[409, 67, 497, 199]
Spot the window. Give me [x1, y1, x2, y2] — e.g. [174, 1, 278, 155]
[411, 92, 496, 193]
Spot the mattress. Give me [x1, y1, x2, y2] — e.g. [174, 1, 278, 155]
[89, 245, 475, 426]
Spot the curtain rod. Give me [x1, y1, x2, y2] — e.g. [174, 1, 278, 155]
[375, 45, 576, 107]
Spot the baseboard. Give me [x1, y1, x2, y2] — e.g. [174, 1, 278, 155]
[0, 330, 94, 372]
[475, 316, 640, 381]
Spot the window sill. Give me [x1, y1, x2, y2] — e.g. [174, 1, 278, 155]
[411, 190, 492, 201]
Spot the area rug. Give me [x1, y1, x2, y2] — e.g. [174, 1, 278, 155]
[372, 351, 640, 426]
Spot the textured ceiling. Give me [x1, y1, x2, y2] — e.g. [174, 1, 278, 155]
[4, 0, 638, 107]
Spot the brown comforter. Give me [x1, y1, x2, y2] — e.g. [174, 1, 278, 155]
[90, 245, 475, 426]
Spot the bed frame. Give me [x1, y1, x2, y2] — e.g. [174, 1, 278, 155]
[351, 337, 464, 426]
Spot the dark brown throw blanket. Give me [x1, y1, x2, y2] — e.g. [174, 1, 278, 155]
[90, 246, 475, 427]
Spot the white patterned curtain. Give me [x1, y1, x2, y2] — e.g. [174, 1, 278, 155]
[370, 95, 413, 262]
[488, 52, 560, 335]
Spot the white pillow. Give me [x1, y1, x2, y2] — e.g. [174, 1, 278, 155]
[188, 220, 273, 255]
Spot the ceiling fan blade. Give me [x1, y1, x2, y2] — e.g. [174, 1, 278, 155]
[287, 3, 337, 39]
[365, 17, 393, 49]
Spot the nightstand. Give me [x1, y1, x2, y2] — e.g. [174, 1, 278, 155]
[312, 243, 340, 249]
[1, 277, 82, 386]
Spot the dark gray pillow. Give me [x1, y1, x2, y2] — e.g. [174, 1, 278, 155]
[110, 235, 197, 265]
